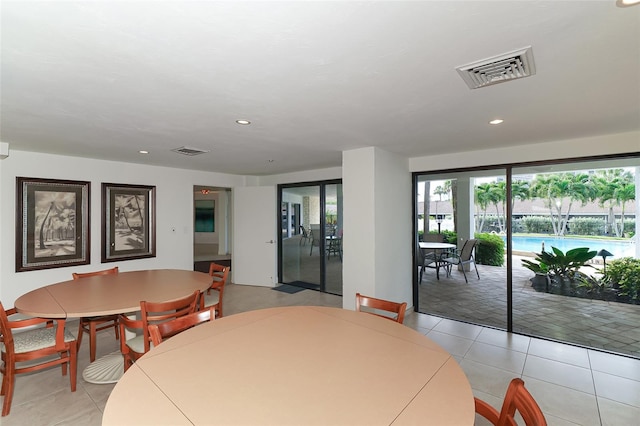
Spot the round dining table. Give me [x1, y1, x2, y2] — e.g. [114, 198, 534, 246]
[102, 306, 475, 425]
[14, 269, 212, 384]
[419, 241, 457, 280]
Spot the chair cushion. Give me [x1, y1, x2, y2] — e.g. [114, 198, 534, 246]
[2, 327, 75, 354]
[125, 335, 154, 354]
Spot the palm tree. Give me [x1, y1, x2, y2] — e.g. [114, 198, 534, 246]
[475, 183, 492, 232]
[595, 169, 635, 237]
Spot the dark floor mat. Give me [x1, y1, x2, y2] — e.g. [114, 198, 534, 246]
[272, 284, 306, 294]
[287, 281, 321, 290]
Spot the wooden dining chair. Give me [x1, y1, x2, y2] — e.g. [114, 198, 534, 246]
[72, 266, 120, 362]
[0, 302, 77, 416]
[475, 378, 547, 426]
[355, 293, 407, 324]
[118, 290, 199, 371]
[198, 262, 229, 318]
[148, 306, 215, 346]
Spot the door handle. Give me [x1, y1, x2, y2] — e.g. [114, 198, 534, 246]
[265, 240, 275, 244]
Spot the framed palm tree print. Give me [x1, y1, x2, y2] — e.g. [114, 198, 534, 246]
[102, 183, 156, 262]
[16, 177, 90, 272]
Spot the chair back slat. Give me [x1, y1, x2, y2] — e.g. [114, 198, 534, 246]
[148, 306, 215, 346]
[72, 266, 119, 280]
[355, 293, 407, 324]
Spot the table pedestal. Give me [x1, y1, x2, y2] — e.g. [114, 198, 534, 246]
[82, 351, 124, 384]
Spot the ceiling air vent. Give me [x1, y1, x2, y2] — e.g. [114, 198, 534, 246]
[456, 46, 536, 89]
[171, 146, 210, 156]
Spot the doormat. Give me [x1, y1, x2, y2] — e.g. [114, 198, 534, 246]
[272, 284, 306, 294]
[287, 281, 321, 291]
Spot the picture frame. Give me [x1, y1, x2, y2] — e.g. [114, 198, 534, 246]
[102, 183, 156, 263]
[16, 177, 90, 272]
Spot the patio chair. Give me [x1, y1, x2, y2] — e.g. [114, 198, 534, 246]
[441, 239, 480, 283]
[299, 226, 311, 246]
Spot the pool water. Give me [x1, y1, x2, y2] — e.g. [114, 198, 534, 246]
[505, 236, 636, 259]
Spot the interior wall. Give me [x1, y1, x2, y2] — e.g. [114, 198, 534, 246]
[410, 131, 640, 172]
[0, 150, 245, 306]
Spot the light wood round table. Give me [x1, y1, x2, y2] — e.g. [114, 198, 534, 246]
[15, 269, 212, 384]
[103, 306, 474, 425]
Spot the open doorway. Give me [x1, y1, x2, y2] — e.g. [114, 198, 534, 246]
[193, 186, 232, 273]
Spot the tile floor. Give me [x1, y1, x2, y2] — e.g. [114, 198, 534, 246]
[3, 284, 640, 425]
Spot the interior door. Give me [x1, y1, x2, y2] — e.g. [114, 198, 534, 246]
[233, 186, 277, 287]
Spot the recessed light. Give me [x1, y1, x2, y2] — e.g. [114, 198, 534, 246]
[489, 119, 504, 125]
[236, 119, 251, 125]
[139, 150, 149, 154]
[617, 0, 640, 7]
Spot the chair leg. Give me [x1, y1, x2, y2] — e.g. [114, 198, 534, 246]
[1, 370, 14, 416]
[76, 320, 84, 354]
[89, 322, 97, 362]
[69, 346, 77, 392]
[461, 264, 469, 283]
[474, 261, 480, 280]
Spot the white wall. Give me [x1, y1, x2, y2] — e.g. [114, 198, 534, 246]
[410, 131, 640, 172]
[0, 150, 245, 306]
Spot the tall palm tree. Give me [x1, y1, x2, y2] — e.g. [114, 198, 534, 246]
[475, 183, 492, 232]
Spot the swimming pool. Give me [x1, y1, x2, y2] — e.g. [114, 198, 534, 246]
[505, 236, 636, 259]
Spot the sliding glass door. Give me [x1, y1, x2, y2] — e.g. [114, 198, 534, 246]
[279, 180, 343, 295]
[414, 154, 640, 359]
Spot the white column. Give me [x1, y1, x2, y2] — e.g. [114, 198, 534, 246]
[342, 147, 412, 310]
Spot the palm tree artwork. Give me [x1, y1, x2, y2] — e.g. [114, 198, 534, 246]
[34, 190, 77, 257]
[113, 194, 146, 251]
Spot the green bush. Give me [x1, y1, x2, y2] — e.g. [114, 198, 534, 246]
[475, 233, 505, 266]
[605, 257, 640, 301]
[568, 217, 605, 236]
[523, 216, 554, 234]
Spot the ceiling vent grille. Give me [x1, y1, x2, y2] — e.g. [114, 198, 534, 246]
[456, 46, 536, 89]
[171, 146, 210, 156]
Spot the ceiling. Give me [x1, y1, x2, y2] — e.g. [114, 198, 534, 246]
[2, 1, 639, 176]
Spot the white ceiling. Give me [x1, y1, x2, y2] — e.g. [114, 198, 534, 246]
[2, 1, 639, 176]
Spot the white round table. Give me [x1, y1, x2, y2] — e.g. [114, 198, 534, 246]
[103, 306, 475, 425]
[15, 269, 212, 384]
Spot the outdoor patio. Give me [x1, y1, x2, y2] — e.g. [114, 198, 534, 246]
[418, 258, 640, 359]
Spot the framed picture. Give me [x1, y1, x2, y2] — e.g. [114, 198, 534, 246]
[16, 177, 90, 272]
[102, 183, 156, 263]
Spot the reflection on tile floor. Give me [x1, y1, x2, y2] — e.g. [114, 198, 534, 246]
[4, 284, 640, 425]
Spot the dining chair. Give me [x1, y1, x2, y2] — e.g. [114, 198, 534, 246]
[299, 225, 311, 246]
[199, 262, 229, 318]
[0, 302, 77, 416]
[72, 266, 120, 362]
[148, 306, 215, 346]
[475, 378, 547, 425]
[118, 290, 199, 371]
[355, 293, 407, 324]
[441, 239, 480, 283]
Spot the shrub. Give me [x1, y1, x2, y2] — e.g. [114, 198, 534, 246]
[568, 217, 605, 236]
[475, 233, 505, 266]
[605, 257, 640, 301]
[522, 216, 554, 234]
[522, 247, 596, 279]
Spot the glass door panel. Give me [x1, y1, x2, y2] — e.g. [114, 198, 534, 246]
[324, 184, 343, 295]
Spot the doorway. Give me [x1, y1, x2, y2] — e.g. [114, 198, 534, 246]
[279, 180, 343, 295]
[193, 186, 232, 273]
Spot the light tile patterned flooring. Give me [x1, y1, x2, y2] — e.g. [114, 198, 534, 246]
[4, 284, 640, 425]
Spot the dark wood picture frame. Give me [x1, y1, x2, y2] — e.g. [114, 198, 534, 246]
[102, 183, 156, 263]
[16, 177, 90, 272]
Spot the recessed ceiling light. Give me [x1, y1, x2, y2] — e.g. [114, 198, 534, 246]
[139, 150, 149, 154]
[236, 119, 251, 125]
[617, 0, 640, 7]
[489, 119, 504, 125]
